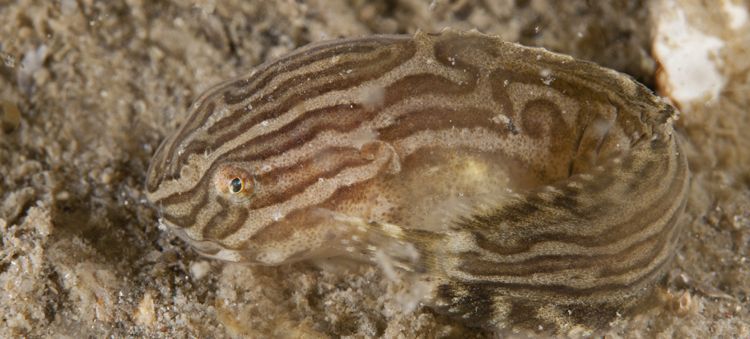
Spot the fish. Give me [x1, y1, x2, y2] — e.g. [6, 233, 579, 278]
[145, 29, 689, 330]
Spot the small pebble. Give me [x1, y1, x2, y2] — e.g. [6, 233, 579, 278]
[190, 260, 211, 280]
[1, 100, 21, 133]
[135, 292, 156, 328]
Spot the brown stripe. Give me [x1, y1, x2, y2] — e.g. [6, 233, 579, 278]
[469, 143, 685, 254]
[148, 101, 216, 192]
[456, 233, 680, 299]
[154, 104, 374, 208]
[222, 44, 381, 105]
[208, 41, 416, 138]
[161, 190, 209, 229]
[222, 104, 375, 163]
[203, 197, 250, 240]
[164, 40, 416, 184]
[250, 147, 378, 209]
[223, 35, 413, 105]
[382, 72, 476, 105]
[378, 107, 510, 141]
[459, 199, 683, 278]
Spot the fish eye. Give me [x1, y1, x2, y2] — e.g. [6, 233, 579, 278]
[214, 165, 256, 198]
[229, 178, 243, 194]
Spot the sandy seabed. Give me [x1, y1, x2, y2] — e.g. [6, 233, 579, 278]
[0, 1, 748, 337]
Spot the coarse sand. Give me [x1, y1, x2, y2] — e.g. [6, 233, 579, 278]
[0, 1, 748, 337]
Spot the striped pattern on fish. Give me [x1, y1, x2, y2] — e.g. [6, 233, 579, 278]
[145, 29, 689, 330]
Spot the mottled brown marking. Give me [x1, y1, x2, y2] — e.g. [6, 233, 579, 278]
[145, 29, 689, 332]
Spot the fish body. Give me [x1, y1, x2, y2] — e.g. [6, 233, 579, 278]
[146, 30, 689, 329]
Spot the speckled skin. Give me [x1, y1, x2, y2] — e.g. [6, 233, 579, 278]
[146, 30, 689, 330]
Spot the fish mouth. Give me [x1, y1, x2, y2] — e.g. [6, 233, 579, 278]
[167, 225, 244, 262]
